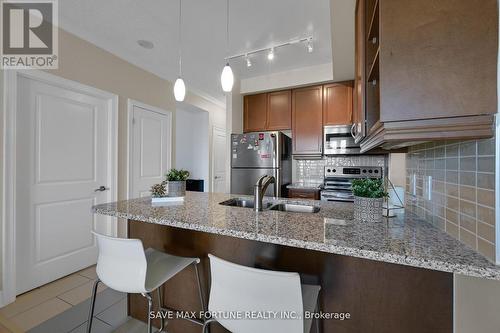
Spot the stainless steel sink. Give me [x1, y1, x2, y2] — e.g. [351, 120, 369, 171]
[269, 203, 320, 213]
[219, 198, 272, 209]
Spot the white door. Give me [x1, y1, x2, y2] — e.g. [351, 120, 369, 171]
[129, 101, 171, 198]
[212, 127, 227, 193]
[16, 74, 117, 294]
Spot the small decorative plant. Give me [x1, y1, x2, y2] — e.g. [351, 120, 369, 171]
[351, 178, 388, 198]
[151, 183, 166, 198]
[352, 178, 387, 223]
[165, 169, 190, 182]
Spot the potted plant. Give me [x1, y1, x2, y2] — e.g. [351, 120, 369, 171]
[164, 169, 190, 197]
[351, 178, 388, 223]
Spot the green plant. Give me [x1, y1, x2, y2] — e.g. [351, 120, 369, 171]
[165, 169, 190, 181]
[151, 183, 166, 197]
[351, 178, 388, 198]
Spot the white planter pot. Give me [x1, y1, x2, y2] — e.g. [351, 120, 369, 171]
[353, 196, 384, 223]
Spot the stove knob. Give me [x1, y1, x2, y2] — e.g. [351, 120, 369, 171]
[363, 169, 367, 173]
[327, 169, 331, 173]
[333, 169, 336, 173]
[368, 170, 373, 173]
[374, 169, 379, 174]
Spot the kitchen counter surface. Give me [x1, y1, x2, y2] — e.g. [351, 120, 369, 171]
[93, 191, 500, 280]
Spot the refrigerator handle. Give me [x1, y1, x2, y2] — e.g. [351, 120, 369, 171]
[271, 133, 277, 169]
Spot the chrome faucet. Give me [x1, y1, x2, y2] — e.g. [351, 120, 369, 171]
[254, 175, 275, 212]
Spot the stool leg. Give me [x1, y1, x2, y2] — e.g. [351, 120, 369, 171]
[142, 293, 153, 333]
[194, 262, 206, 312]
[315, 298, 321, 333]
[202, 318, 217, 333]
[86, 279, 100, 333]
[156, 286, 165, 332]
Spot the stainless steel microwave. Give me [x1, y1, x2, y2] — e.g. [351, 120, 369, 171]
[323, 125, 360, 155]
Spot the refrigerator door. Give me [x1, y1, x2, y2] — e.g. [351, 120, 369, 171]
[231, 132, 278, 168]
[230, 168, 278, 197]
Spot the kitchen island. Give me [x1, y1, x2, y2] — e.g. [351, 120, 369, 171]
[93, 191, 500, 333]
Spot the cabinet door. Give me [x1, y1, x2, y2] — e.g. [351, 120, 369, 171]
[267, 90, 291, 130]
[323, 82, 353, 126]
[244, 93, 267, 132]
[353, 0, 366, 142]
[292, 86, 323, 155]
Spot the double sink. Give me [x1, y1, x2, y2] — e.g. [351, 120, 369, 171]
[219, 198, 320, 213]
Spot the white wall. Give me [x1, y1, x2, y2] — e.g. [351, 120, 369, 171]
[240, 63, 333, 94]
[175, 106, 209, 191]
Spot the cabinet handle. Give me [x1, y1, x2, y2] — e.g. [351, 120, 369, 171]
[350, 123, 356, 139]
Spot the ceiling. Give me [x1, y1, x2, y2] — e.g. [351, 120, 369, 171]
[59, 0, 333, 104]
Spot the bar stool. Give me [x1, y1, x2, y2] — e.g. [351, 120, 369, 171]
[87, 231, 206, 333]
[203, 254, 321, 333]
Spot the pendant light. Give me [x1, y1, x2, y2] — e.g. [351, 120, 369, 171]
[174, 0, 186, 101]
[220, 0, 234, 92]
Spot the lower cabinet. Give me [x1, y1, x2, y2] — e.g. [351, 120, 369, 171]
[288, 188, 320, 200]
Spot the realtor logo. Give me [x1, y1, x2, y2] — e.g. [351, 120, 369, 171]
[1, 0, 58, 69]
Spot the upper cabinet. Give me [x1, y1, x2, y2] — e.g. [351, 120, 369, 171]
[243, 90, 291, 132]
[292, 85, 323, 156]
[267, 90, 292, 130]
[323, 82, 353, 126]
[243, 93, 267, 133]
[355, 0, 497, 152]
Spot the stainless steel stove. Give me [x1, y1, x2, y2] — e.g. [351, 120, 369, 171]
[320, 166, 383, 202]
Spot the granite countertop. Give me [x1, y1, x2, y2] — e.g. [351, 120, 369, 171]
[286, 182, 323, 190]
[93, 191, 500, 280]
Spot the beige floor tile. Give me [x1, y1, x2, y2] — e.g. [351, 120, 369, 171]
[10, 298, 71, 332]
[77, 265, 98, 280]
[57, 280, 107, 306]
[0, 274, 90, 318]
[0, 314, 23, 333]
[113, 317, 153, 333]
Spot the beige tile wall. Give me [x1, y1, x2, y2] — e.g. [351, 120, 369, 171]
[406, 139, 496, 262]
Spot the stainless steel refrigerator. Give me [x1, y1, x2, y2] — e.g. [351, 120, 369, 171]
[230, 131, 292, 197]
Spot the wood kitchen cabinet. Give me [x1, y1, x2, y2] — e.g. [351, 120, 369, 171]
[243, 93, 267, 133]
[323, 81, 353, 126]
[355, 0, 497, 152]
[243, 91, 291, 132]
[292, 85, 323, 156]
[267, 90, 291, 130]
[288, 188, 320, 200]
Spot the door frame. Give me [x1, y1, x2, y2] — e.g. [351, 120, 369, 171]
[126, 99, 172, 200]
[1, 70, 118, 306]
[211, 126, 227, 193]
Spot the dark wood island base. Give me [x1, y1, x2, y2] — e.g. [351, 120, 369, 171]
[128, 220, 453, 333]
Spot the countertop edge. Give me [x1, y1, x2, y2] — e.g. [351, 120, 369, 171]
[94, 207, 500, 280]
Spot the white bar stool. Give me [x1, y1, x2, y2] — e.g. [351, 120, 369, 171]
[203, 254, 321, 333]
[87, 231, 206, 333]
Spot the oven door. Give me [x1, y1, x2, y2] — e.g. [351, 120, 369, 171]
[321, 191, 354, 202]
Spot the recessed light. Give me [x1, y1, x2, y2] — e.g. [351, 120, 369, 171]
[137, 40, 154, 49]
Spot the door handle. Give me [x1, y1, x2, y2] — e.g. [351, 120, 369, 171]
[94, 186, 109, 192]
[350, 123, 356, 139]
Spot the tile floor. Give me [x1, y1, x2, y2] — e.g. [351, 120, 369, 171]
[0, 266, 140, 333]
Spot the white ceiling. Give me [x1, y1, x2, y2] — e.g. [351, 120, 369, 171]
[59, 0, 333, 104]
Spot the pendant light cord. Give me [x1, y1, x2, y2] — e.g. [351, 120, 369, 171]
[226, 0, 229, 63]
[178, 0, 182, 77]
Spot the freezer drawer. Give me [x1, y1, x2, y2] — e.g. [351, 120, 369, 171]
[231, 168, 278, 197]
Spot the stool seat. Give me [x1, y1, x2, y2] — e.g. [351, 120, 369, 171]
[87, 232, 206, 333]
[144, 248, 199, 292]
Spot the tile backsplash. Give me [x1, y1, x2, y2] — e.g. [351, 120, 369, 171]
[295, 155, 387, 183]
[406, 139, 496, 262]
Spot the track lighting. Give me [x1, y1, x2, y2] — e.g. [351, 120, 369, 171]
[245, 54, 252, 67]
[267, 48, 275, 61]
[307, 39, 313, 53]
